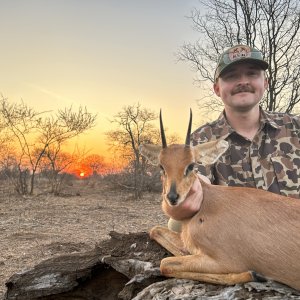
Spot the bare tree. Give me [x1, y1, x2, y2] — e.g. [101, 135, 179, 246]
[0, 108, 12, 148]
[106, 103, 159, 199]
[84, 154, 106, 175]
[40, 149, 76, 195]
[0, 97, 97, 195]
[0, 98, 43, 194]
[37, 106, 96, 193]
[0, 112, 15, 180]
[178, 0, 300, 113]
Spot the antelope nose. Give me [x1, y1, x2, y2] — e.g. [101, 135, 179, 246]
[167, 192, 179, 205]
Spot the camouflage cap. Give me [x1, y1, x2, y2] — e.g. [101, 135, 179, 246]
[214, 45, 268, 81]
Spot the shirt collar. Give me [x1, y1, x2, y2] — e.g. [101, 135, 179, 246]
[214, 107, 280, 139]
[260, 109, 281, 129]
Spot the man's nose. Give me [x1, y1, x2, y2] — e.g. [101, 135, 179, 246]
[237, 74, 249, 85]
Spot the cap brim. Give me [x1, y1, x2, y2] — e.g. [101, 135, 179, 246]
[218, 58, 268, 78]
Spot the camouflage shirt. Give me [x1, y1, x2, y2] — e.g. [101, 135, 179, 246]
[192, 108, 300, 199]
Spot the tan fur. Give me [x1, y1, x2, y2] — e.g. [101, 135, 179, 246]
[140, 140, 300, 290]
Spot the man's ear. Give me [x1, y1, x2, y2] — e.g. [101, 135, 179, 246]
[213, 81, 221, 97]
[264, 76, 268, 89]
[139, 144, 162, 166]
[193, 139, 229, 165]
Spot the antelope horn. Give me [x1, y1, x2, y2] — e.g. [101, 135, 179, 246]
[185, 109, 192, 147]
[160, 109, 167, 148]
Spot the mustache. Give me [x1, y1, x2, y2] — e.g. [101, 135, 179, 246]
[232, 85, 255, 95]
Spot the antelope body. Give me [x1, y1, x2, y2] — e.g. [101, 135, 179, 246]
[139, 110, 300, 291]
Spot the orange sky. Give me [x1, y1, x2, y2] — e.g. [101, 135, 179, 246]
[1, 1, 218, 161]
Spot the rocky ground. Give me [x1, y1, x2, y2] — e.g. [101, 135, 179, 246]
[0, 178, 165, 299]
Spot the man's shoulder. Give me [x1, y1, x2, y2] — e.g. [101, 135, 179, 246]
[194, 119, 221, 132]
[264, 110, 300, 127]
[192, 118, 227, 143]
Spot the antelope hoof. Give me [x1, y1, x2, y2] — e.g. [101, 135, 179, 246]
[251, 271, 267, 282]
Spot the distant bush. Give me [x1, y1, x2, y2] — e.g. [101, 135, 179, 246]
[101, 168, 162, 195]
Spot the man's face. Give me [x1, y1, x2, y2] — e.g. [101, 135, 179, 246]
[213, 62, 268, 112]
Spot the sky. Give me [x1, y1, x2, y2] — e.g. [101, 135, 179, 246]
[0, 0, 211, 160]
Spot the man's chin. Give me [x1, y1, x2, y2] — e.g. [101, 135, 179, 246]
[230, 100, 259, 111]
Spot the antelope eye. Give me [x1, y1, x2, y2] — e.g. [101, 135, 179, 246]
[185, 163, 195, 176]
[159, 165, 165, 175]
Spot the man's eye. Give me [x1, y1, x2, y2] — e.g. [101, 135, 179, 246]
[248, 71, 259, 77]
[223, 73, 236, 80]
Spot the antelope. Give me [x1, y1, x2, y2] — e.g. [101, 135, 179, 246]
[139, 110, 300, 291]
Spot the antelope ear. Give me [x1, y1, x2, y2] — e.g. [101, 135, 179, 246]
[193, 139, 229, 165]
[139, 144, 162, 166]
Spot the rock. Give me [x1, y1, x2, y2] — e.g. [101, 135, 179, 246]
[4, 231, 300, 299]
[133, 279, 300, 300]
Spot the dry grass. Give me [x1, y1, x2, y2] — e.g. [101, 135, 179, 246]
[0, 178, 166, 299]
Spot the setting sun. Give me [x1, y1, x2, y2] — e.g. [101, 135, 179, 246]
[79, 172, 85, 177]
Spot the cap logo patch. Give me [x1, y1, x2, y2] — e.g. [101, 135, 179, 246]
[228, 46, 251, 62]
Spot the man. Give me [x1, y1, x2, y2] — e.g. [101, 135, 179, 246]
[169, 44, 300, 230]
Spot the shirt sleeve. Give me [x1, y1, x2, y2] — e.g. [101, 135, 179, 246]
[192, 127, 216, 183]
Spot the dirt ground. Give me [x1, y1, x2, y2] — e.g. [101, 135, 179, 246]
[0, 178, 166, 299]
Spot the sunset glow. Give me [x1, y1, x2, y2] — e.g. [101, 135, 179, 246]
[1, 1, 204, 162]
